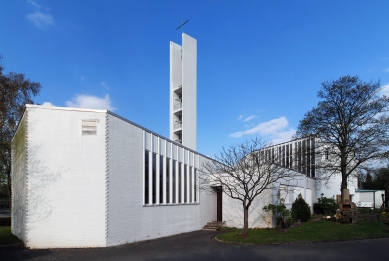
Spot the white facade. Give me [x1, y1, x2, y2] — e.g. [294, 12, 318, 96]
[11, 106, 364, 247]
[221, 138, 359, 229]
[222, 167, 318, 229]
[12, 105, 216, 249]
[353, 190, 385, 208]
[170, 33, 197, 150]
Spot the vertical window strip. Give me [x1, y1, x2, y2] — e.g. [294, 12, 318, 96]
[306, 139, 311, 177]
[166, 157, 170, 204]
[173, 160, 176, 203]
[289, 143, 293, 169]
[152, 153, 157, 204]
[194, 168, 197, 203]
[294, 142, 298, 171]
[144, 150, 149, 205]
[144, 145, 199, 206]
[184, 164, 188, 203]
[311, 139, 316, 177]
[189, 167, 193, 203]
[302, 140, 306, 174]
[298, 141, 302, 173]
[178, 162, 182, 203]
[160, 155, 164, 203]
[286, 144, 289, 168]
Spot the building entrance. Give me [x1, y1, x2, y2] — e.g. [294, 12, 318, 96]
[216, 186, 222, 221]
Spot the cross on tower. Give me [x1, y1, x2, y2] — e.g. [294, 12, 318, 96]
[176, 19, 189, 33]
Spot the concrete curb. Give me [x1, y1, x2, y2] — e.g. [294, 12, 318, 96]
[213, 234, 389, 246]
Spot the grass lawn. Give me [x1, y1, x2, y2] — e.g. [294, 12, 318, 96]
[217, 220, 389, 244]
[0, 226, 23, 245]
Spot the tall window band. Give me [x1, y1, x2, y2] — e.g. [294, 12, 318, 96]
[143, 131, 198, 206]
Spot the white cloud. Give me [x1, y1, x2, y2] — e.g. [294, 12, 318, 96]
[101, 81, 107, 86]
[41, 102, 55, 107]
[230, 116, 296, 144]
[379, 83, 389, 96]
[383, 68, 389, 73]
[237, 115, 243, 120]
[66, 94, 116, 111]
[270, 129, 296, 144]
[243, 115, 257, 122]
[27, 0, 41, 8]
[26, 11, 54, 29]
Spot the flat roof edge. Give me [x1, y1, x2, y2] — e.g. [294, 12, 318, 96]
[26, 104, 108, 113]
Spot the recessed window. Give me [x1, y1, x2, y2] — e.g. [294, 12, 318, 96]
[173, 160, 176, 203]
[189, 167, 193, 203]
[160, 155, 164, 204]
[178, 162, 182, 203]
[194, 168, 197, 203]
[152, 153, 157, 204]
[166, 157, 170, 204]
[144, 150, 149, 204]
[143, 138, 198, 206]
[184, 164, 188, 203]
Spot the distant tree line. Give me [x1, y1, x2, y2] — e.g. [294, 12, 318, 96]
[359, 166, 389, 204]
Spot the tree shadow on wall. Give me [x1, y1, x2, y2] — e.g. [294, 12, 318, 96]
[26, 142, 67, 229]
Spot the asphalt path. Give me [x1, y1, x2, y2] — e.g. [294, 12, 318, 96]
[1, 230, 388, 261]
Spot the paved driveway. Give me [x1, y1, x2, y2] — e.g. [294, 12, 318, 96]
[1, 230, 388, 261]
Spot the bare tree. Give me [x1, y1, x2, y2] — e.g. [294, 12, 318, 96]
[295, 75, 389, 199]
[199, 138, 300, 237]
[0, 55, 41, 207]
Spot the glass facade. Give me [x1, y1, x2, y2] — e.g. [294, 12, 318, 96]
[261, 138, 316, 178]
[143, 132, 317, 206]
[144, 132, 199, 206]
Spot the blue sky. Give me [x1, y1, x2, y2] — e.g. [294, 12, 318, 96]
[1, 0, 389, 156]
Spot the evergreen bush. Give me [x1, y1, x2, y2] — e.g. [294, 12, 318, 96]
[315, 193, 338, 215]
[291, 194, 311, 222]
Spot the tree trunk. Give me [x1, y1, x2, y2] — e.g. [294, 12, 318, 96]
[239, 205, 249, 236]
[340, 149, 348, 200]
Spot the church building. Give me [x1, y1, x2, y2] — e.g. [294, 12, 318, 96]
[11, 33, 364, 249]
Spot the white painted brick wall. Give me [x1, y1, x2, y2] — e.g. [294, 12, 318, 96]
[223, 172, 318, 229]
[11, 113, 28, 243]
[12, 106, 217, 248]
[24, 106, 107, 248]
[107, 113, 216, 246]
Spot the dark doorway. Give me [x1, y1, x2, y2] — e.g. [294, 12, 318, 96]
[216, 186, 222, 221]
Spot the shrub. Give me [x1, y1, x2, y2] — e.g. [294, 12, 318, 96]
[379, 211, 389, 224]
[314, 194, 338, 215]
[291, 194, 311, 222]
[263, 189, 293, 228]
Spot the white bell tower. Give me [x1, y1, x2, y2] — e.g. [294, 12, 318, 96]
[169, 33, 197, 150]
